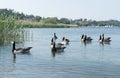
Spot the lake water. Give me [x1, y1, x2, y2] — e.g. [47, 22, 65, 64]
[0, 27, 120, 78]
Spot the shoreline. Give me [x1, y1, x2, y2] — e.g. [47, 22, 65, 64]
[20, 21, 78, 28]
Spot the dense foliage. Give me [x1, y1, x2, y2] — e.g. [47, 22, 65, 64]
[0, 8, 120, 27]
[0, 9, 25, 44]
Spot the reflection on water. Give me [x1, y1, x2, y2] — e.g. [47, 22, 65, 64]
[99, 43, 111, 47]
[12, 52, 31, 63]
[51, 50, 65, 58]
[81, 40, 92, 46]
[13, 53, 16, 63]
[0, 27, 120, 78]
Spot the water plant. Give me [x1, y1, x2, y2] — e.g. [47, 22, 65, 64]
[0, 18, 23, 45]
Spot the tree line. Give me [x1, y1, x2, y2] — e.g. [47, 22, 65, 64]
[0, 9, 120, 27]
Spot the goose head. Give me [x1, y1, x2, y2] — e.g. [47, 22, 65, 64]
[81, 34, 84, 40]
[62, 37, 65, 41]
[53, 33, 58, 40]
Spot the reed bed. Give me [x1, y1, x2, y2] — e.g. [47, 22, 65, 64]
[0, 19, 24, 45]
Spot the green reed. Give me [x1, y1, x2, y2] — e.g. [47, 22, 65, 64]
[0, 18, 24, 45]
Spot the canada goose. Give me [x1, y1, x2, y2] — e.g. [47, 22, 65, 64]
[102, 34, 111, 40]
[11, 41, 32, 54]
[61, 37, 70, 45]
[99, 34, 111, 43]
[51, 42, 66, 52]
[51, 38, 64, 48]
[81, 35, 93, 42]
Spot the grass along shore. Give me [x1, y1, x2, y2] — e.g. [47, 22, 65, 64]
[18, 20, 78, 28]
[0, 19, 77, 44]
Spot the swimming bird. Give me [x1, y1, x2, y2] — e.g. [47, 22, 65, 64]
[51, 42, 66, 52]
[102, 34, 111, 40]
[81, 34, 93, 42]
[99, 34, 111, 43]
[11, 41, 32, 54]
[51, 38, 64, 48]
[61, 37, 70, 45]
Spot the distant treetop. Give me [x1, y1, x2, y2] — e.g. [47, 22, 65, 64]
[0, 9, 120, 26]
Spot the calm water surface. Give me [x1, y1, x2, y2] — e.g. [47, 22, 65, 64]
[0, 27, 120, 78]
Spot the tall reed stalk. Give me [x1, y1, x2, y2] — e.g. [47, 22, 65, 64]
[0, 18, 23, 45]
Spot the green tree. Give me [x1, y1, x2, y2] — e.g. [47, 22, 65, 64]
[43, 17, 58, 24]
[34, 16, 41, 22]
[59, 18, 70, 24]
